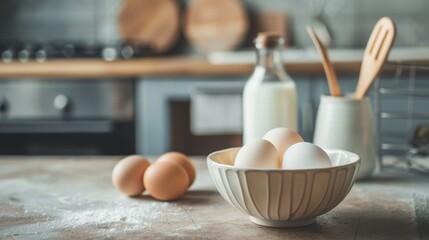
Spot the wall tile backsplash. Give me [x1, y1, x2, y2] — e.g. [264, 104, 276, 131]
[0, 0, 427, 47]
[0, 0, 120, 43]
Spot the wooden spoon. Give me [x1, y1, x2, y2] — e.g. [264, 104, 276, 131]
[306, 26, 341, 96]
[354, 17, 396, 99]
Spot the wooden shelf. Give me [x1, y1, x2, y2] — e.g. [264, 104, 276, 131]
[0, 56, 426, 79]
[0, 56, 362, 79]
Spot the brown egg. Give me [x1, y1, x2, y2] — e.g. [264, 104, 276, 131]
[112, 155, 150, 197]
[156, 152, 196, 187]
[144, 161, 189, 201]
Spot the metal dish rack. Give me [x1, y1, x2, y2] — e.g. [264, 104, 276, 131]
[375, 62, 429, 174]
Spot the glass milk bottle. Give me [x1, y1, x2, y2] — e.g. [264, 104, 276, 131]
[243, 32, 297, 143]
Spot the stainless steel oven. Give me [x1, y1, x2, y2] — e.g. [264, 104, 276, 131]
[0, 79, 135, 155]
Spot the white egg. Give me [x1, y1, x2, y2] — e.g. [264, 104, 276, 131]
[282, 142, 331, 170]
[263, 128, 303, 163]
[234, 139, 279, 169]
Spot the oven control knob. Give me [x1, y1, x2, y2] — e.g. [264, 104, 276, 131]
[0, 98, 9, 114]
[54, 94, 72, 113]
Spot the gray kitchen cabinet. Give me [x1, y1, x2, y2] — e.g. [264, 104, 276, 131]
[136, 77, 245, 155]
[294, 77, 313, 141]
[136, 76, 314, 155]
[136, 72, 429, 156]
[136, 69, 429, 155]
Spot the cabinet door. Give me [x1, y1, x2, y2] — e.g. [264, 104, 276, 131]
[136, 77, 246, 155]
[294, 77, 313, 141]
[137, 77, 314, 155]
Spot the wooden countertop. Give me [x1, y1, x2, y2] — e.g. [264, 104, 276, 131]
[0, 156, 428, 239]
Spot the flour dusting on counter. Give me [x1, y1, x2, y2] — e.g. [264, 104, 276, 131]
[0, 178, 176, 236]
[0, 162, 200, 239]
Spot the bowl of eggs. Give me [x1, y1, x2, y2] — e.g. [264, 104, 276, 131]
[207, 128, 360, 228]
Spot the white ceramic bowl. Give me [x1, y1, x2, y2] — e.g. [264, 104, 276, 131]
[207, 148, 360, 228]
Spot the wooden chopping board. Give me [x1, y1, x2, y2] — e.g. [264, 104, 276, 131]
[118, 0, 180, 53]
[254, 12, 289, 46]
[184, 0, 249, 53]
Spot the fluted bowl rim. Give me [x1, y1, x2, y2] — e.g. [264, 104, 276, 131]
[207, 147, 360, 172]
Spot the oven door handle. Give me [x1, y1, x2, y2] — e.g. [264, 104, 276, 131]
[0, 120, 113, 134]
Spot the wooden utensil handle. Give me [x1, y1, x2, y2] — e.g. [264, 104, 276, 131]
[354, 17, 396, 99]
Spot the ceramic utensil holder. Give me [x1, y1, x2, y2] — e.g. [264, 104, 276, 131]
[313, 94, 377, 180]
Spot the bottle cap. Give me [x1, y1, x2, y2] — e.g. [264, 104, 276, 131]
[254, 32, 285, 49]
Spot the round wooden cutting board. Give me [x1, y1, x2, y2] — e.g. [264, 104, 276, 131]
[184, 0, 249, 53]
[118, 0, 180, 53]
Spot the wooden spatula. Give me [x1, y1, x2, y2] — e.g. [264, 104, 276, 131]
[306, 26, 341, 96]
[354, 17, 396, 99]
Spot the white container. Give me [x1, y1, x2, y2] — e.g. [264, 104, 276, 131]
[313, 95, 378, 180]
[207, 147, 360, 228]
[243, 33, 297, 143]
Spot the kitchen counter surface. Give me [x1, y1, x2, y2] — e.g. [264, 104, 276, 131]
[0, 156, 428, 239]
